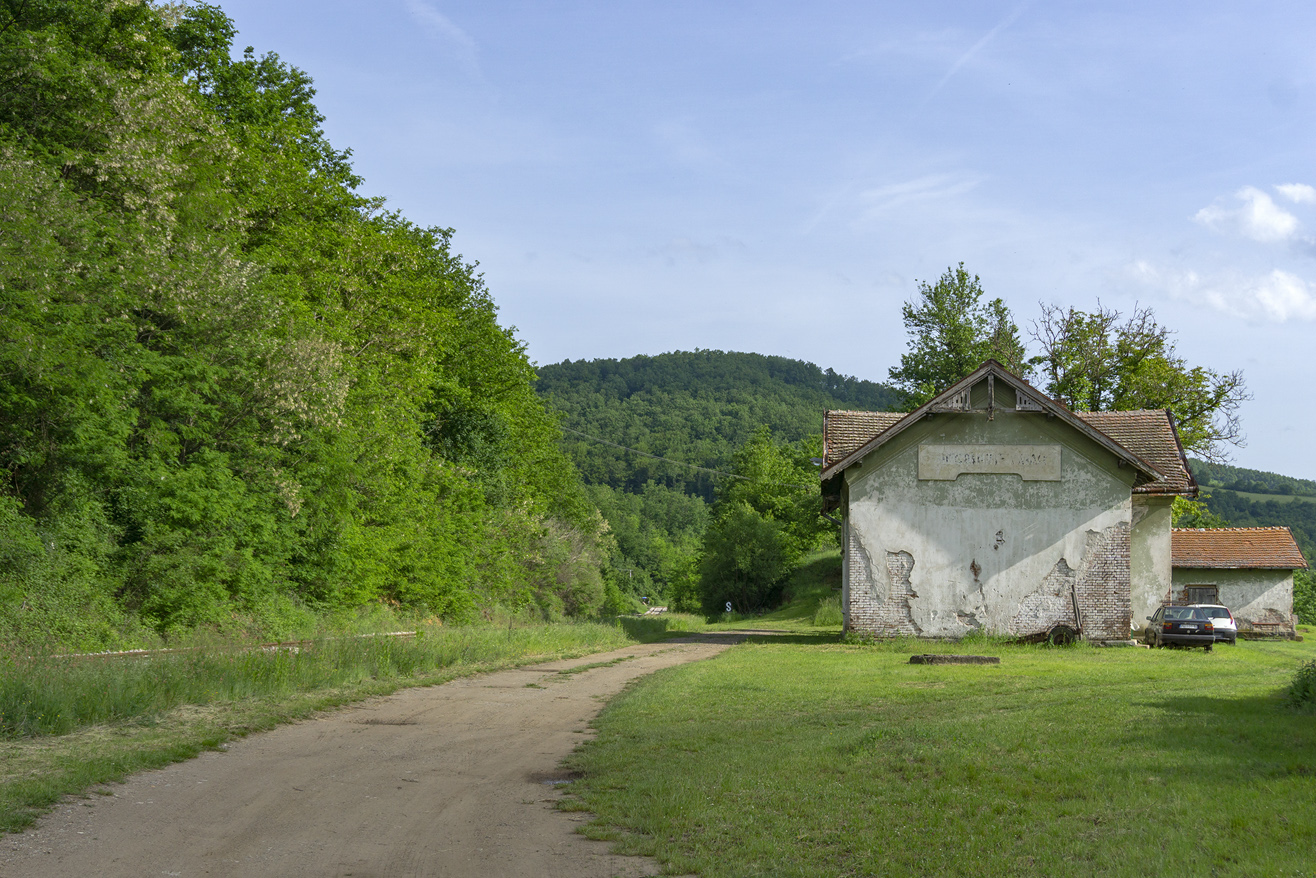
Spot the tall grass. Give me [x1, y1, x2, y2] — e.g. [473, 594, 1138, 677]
[0, 619, 657, 831]
[0, 624, 637, 741]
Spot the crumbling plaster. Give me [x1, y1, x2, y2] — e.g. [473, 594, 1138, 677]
[842, 412, 1135, 639]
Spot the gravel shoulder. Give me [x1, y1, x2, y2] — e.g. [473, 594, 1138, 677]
[0, 633, 743, 878]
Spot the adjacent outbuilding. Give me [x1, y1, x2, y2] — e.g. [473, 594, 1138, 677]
[1171, 527, 1306, 638]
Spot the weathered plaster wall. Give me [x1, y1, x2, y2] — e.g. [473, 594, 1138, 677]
[1169, 567, 1295, 637]
[843, 412, 1135, 640]
[1130, 496, 1174, 632]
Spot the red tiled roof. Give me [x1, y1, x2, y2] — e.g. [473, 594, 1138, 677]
[1073, 411, 1194, 495]
[821, 407, 1194, 495]
[1172, 527, 1308, 569]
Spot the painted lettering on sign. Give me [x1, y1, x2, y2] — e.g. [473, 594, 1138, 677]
[917, 444, 1062, 481]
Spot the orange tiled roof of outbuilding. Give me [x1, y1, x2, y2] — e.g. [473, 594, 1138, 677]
[1172, 527, 1308, 569]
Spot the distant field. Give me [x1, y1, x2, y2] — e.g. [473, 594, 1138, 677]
[565, 633, 1316, 877]
[1207, 486, 1316, 506]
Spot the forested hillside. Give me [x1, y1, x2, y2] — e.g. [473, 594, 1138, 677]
[1190, 460, 1316, 561]
[0, 1, 608, 648]
[535, 351, 899, 601]
[537, 351, 899, 500]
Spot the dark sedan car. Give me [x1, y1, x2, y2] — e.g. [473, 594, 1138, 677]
[1144, 606, 1215, 651]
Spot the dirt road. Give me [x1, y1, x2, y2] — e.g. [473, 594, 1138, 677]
[0, 633, 742, 878]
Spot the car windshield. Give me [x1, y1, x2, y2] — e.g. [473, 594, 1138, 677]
[1202, 608, 1231, 619]
[1164, 607, 1207, 621]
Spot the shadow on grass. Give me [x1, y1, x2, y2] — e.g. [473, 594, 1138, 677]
[1132, 693, 1316, 778]
[730, 631, 843, 646]
[613, 615, 702, 642]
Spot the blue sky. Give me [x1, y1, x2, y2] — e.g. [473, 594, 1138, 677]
[216, 1, 1316, 477]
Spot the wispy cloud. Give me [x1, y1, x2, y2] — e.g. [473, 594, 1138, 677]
[857, 173, 982, 217]
[402, 0, 481, 79]
[927, 4, 1029, 100]
[1132, 261, 1316, 322]
[1194, 186, 1301, 244]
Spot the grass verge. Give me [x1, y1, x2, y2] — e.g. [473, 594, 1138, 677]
[0, 618, 682, 833]
[563, 635, 1316, 877]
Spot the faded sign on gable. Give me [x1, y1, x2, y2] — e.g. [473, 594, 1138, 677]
[917, 444, 1062, 481]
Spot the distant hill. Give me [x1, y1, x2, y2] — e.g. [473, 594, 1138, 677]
[1189, 460, 1316, 562]
[535, 350, 900, 502]
[534, 351, 900, 599]
[1190, 459, 1316, 498]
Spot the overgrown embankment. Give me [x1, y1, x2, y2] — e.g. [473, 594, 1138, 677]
[0, 1, 624, 652]
[0, 614, 706, 832]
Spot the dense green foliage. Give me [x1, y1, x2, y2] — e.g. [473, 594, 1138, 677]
[536, 351, 897, 606]
[1191, 458, 1316, 498]
[537, 350, 898, 500]
[887, 263, 1027, 405]
[697, 429, 833, 615]
[0, 0, 605, 647]
[1296, 571, 1316, 627]
[1031, 305, 1248, 461]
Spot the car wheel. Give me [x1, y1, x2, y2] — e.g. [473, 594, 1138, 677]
[1204, 644, 1213, 652]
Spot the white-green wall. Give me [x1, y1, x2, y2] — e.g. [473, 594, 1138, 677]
[842, 405, 1137, 640]
[1168, 567, 1295, 636]
[1130, 496, 1174, 631]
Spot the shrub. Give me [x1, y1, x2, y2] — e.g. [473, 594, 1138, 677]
[1288, 659, 1316, 708]
[1294, 570, 1316, 626]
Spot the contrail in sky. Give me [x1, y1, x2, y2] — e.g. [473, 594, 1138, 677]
[927, 3, 1029, 101]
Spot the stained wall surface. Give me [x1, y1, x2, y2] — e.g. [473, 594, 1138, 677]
[1130, 496, 1174, 630]
[1168, 567, 1296, 637]
[842, 411, 1136, 640]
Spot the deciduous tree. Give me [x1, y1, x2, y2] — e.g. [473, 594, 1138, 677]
[888, 264, 1028, 406]
[1030, 303, 1248, 461]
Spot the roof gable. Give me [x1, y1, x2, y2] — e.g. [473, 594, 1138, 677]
[821, 361, 1187, 493]
[1172, 527, 1308, 569]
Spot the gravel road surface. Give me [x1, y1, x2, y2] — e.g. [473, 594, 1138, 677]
[0, 634, 742, 877]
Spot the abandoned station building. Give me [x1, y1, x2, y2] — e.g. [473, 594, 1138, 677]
[820, 360, 1300, 642]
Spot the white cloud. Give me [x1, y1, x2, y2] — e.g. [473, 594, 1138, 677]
[1247, 269, 1316, 321]
[1132, 261, 1316, 322]
[1276, 183, 1316, 204]
[1194, 186, 1300, 243]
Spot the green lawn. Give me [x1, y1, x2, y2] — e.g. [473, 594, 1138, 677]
[564, 634, 1316, 877]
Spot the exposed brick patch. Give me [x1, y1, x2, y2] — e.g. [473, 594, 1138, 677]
[1072, 522, 1132, 640]
[1009, 558, 1078, 634]
[845, 528, 919, 635]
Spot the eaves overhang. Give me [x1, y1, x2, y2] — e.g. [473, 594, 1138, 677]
[818, 360, 1170, 490]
